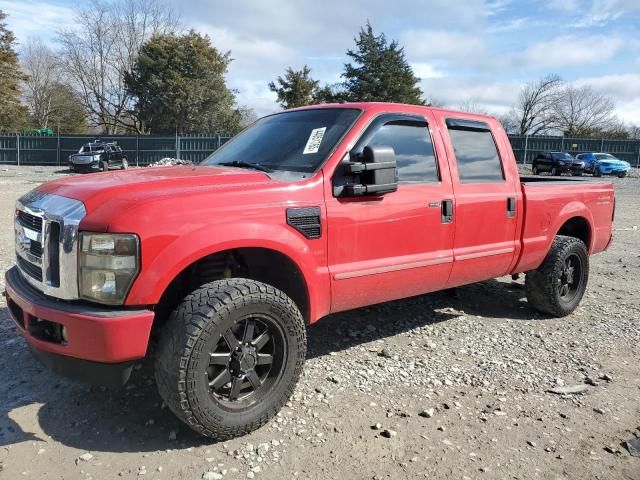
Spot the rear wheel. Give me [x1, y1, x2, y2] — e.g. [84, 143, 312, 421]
[551, 166, 558, 176]
[525, 235, 589, 317]
[532, 164, 539, 175]
[121, 158, 128, 170]
[155, 278, 306, 440]
[100, 161, 108, 172]
[617, 172, 626, 178]
[594, 166, 602, 177]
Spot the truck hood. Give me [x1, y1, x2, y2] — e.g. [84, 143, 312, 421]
[38, 165, 271, 214]
[597, 159, 628, 167]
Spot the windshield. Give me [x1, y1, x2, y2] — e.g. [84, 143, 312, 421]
[202, 108, 361, 173]
[595, 153, 617, 160]
[80, 145, 104, 153]
[552, 152, 574, 160]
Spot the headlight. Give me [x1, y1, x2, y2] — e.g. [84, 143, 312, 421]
[558, 161, 565, 165]
[79, 233, 140, 305]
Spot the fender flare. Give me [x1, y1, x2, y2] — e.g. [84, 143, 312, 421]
[551, 201, 594, 252]
[125, 222, 329, 321]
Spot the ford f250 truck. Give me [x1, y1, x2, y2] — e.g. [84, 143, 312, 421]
[5, 103, 615, 439]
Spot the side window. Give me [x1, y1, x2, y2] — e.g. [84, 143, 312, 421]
[367, 121, 439, 183]
[447, 125, 504, 183]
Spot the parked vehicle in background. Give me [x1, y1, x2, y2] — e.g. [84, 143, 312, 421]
[6, 103, 615, 440]
[532, 151, 584, 176]
[68, 140, 129, 173]
[576, 152, 631, 178]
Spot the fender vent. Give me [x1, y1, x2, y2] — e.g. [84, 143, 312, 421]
[286, 207, 322, 239]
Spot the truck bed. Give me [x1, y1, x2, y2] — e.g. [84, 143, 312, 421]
[513, 177, 615, 273]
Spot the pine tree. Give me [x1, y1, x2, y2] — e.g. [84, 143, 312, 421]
[0, 10, 28, 131]
[339, 22, 423, 105]
[125, 31, 241, 134]
[269, 65, 320, 109]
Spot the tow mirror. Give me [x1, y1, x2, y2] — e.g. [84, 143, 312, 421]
[343, 145, 398, 196]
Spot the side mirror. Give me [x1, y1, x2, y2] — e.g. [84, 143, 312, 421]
[343, 145, 398, 196]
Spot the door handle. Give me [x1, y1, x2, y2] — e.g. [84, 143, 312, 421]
[507, 197, 516, 218]
[441, 199, 453, 224]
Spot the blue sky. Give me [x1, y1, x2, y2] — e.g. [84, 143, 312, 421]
[2, 0, 639, 123]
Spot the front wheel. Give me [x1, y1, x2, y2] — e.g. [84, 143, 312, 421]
[617, 172, 626, 178]
[155, 278, 306, 440]
[525, 235, 589, 317]
[551, 166, 558, 176]
[594, 166, 602, 177]
[121, 158, 129, 170]
[100, 161, 108, 172]
[532, 164, 539, 175]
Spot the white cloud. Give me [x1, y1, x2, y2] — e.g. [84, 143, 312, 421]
[571, 0, 640, 27]
[410, 63, 446, 80]
[520, 35, 623, 68]
[0, 0, 75, 45]
[572, 73, 640, 124]
[400, 29, 487, 65]
[421, 76, 521, 113]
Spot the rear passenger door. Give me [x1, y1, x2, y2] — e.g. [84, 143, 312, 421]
[436, 117, 520, 287]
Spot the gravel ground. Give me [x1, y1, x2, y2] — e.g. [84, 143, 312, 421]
[0, 166, 639, 480]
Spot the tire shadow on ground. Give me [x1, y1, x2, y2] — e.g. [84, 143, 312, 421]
[308, 278, 540, 359]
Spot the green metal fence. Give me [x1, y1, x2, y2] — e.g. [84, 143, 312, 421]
[1, 132, 639, 167]
[0, 133, 233, 166]
[508, 135, 640, 165]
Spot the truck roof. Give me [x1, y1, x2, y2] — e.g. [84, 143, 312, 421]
[286, 102, 498, 124]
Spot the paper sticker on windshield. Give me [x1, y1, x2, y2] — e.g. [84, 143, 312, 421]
[303, 127, 326, 154]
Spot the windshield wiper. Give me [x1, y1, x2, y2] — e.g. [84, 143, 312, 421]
[217, 161, 272, 173]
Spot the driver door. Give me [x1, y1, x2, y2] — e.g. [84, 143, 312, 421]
[325, 113, 455, 312]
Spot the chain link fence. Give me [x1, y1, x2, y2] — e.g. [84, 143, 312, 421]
[1, 132, 639, 167]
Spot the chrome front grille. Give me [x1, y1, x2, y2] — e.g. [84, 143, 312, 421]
[17, 210, 43, 231]
[17, 256, 43, 281]
[15, 191, 86, 299]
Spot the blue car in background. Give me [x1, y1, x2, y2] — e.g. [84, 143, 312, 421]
[576, 152, 631, 178]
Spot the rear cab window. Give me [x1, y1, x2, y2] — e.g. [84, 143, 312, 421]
[445, 118, 504, 183]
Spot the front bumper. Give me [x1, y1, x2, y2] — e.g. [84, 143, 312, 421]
[557, 163, 584, 173]
[4, 266, 154, 386]
[70, 162, 100, 172]
[599, 166, 629, 175]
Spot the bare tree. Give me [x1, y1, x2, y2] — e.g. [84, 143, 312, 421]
[550, 85, 617, 136]
[496, 109, 520, 134]
[21, 38, 59, 128]
[456, 100, 489, 115]
[57, 0, 179, 133]
[515, 74, 562, 135]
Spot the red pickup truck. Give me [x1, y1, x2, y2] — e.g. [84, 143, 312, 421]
[5, 103, 615, 439]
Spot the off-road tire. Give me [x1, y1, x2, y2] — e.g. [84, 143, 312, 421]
[154, 278, 306, 440]
[525, 235, 589, 317]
